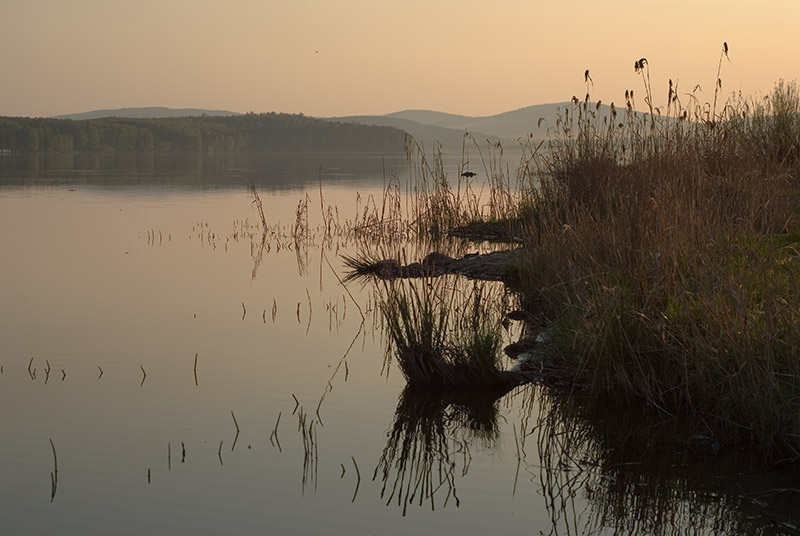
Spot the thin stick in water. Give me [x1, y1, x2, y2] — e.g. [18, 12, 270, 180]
[231, 411, 240, 452]
[49, 438, 58, 502]
[351, 456, 361, 503]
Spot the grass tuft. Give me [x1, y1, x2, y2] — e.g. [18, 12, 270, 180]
[381, 277, 512, 388]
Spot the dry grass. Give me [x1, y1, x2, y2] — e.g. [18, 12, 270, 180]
[380, 275, 514, 388]
[519, 67, 800, 458]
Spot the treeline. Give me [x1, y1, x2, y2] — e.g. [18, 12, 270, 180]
[0, 113, 406, 153]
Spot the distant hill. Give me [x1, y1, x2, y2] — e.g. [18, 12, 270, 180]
[389, 104, 569, 140]
[0, 113, 405, 153]
[54, 107, 242, 120]
[384, 109, 476, 129]
[325, 114, 504, 151]
[332, 102, 628, 148]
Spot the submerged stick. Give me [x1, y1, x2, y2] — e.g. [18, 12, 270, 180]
[351, 456, 361, 503]
[306, 288, 313, 334]
[269, 412, 283, 452]
[194, 353, 198, 386]
[140, 365, 147, 387]
[322, 250, 365, 322]
[231, 411, 240, 452]
[49, 438, 58, 502]
[251, 184, 268, 230]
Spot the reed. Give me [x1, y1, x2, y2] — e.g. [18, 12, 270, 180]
[517, 65, 800, 457]
[380, 276, 512, 388]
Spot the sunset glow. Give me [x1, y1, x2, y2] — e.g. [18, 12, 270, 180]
[2, 0, 798, 117]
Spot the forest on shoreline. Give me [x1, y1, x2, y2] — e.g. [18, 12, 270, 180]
[0, 112, 406, 153]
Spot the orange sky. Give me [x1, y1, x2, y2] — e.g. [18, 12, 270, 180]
[2, 0, 798, 118]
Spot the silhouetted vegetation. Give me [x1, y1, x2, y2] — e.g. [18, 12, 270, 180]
[358, 52, 800, 461]
[0, 113, 405, 153]
[519, 72, 800, 459]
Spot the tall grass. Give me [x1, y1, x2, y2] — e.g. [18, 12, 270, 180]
[403, 134, 535, 237]
[381, 276, 513, 388]
[521, 71, 800, 457]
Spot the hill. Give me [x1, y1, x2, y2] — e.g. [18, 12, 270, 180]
[334, 102, 628, 147]
[0, 113, 405, 153]
[325, 114, 504, 151]
[54, 107, 242, 120]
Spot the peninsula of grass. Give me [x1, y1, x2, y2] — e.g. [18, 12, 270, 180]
[518, 70, 800, 460]
[369, 50, 800, 460]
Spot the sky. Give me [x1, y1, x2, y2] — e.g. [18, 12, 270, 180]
[2, 0, 799, 118]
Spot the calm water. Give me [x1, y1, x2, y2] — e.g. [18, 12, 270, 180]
[0, 153, 796, 535]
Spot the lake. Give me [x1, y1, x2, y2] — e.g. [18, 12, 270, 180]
[0, 152, 796, 535]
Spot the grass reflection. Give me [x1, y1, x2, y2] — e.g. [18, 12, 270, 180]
[529, 385, 800, 535]
[374, 384, 513, 516]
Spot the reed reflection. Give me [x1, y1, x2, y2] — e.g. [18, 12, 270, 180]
[529, 385, 800, 535]
[374, 384, 512, 516]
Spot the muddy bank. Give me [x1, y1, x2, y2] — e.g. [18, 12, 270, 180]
[367, 249, 525, 281]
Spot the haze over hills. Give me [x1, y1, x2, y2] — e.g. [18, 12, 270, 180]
[326, 102, 625, 149]
[388, 104, 569, 140]
[47, 103, 628, 151]
[322, 114, 506, 151]
[54, 107, 242, 120]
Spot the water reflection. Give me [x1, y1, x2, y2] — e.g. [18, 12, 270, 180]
[374, 384, 513, 516]
[368, 375, 800, 532]
[529, 385, 800, 535]
[3, 157, 799, 534]
[0, 151, 408, 190]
